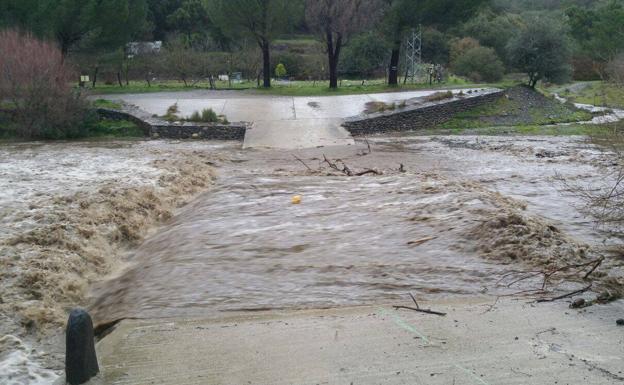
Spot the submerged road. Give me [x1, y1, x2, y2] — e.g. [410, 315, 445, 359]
[109, 89, 489, 149]
[79, 91, 624, 385]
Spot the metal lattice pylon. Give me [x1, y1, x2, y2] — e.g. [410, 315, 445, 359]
[405, 25, 422, 84]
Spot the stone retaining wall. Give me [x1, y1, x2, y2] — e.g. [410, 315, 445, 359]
[342, 90, 505, 135]
[96, 107, 247, 141]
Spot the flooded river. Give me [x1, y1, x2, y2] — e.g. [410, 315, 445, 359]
[90, 135, 620, 323]
[1, 134, 622, 384]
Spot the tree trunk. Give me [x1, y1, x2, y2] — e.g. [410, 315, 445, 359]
[329, 54, 338, 89]
[117, 72, 123, 87]
[388, 45, 401, 86]
[92, 66, 98, 88]
[262, 41, 271, 88]
[326, 31, 342, 89]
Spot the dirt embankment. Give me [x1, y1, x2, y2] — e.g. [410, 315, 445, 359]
[0, 148, 217, 336]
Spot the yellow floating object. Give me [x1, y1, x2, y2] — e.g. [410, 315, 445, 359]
[291, 195, 302, 204]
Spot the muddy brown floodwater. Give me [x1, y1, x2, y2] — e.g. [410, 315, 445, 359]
[90, 135, 623, 325]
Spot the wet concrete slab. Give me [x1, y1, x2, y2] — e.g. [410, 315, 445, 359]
[243, 119, 354, 149]
[110, 89, 488, 149]
[86, 298, 624, 385]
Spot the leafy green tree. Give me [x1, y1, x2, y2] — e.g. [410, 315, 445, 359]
[381, 0, 488, 85]
[567, 1, 624, 63]
[452, 45, 504, 82]
[507, 17, 571, 87]
[81, 0, 151, 51]
[421, 28, 450, 65]
[167, 0, 210, 43]
[207, 0, 302, 88]
[461, 11, 523, 66]
[147, 0, 183, 40]
[2, 0, 150, 55]
[340, 31, 389, 78]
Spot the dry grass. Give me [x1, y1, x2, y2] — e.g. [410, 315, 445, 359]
[423, 91, 454, 102]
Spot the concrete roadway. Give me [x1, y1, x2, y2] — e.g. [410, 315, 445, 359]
[84, 298, 624, 385]
[111, 89, 479, 149]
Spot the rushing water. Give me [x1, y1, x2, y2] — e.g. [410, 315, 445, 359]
[89, 135, 619, 324]
[0, 134, 620, 384]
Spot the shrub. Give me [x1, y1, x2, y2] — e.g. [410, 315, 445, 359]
[424, 91, 454, 102]
[186, 108, 226, 123]
[607, 54, 624, 85]
[272, 52, 306, 79]
[461, 11, 523, 67]
[164, 103, 181, 122]
[572, 55, 601, 81]
[450, 37, 480, 64]
[0, 29, 94, 139]
[200, 108, 219, 122]
[275, 63, 287, 78]
[340, 32, 389, 78]
[364, 101, 388, 114]
[452, 46, 505, 83]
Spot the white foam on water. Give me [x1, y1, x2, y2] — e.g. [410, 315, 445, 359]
[0, 335, 59, 385]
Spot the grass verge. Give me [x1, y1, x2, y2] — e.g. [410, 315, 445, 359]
[437, 86, 593, 131]
[541, 81, 624, 110]
[92, 99, 123, 110]
[87, 78, 519, 97]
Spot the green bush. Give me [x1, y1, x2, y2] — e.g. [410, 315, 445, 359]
[275, 63, 287, 78]
[452, 46, 505, 83]
[186, 108, 226, 123]
[200, 108, 219, 122]
[272, 53, 304, 79]
[340, 32, 389, 78]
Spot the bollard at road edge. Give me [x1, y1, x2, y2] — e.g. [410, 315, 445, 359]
[65, 309, 99, 385]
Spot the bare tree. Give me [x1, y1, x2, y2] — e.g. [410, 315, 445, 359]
[0, 29, 90, 139]
[306, 0, 383, 89]
[606, 54, 624, 86]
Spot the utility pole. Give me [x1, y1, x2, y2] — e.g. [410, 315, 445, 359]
[404, 25, 422, 84]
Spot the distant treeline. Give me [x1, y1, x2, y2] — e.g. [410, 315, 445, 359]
[1, 0, 623, 88]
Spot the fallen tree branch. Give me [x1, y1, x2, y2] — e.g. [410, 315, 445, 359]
[393, 293, 446, 316]
[392, 305, 447, 316]
[292, 154, 312, 171]
[536, 284, 593, 303]
[322, 154, 382, 177]
[355, 169, 381, 176]
[499, 258, 605, 291]
[409, 293, 419, 309]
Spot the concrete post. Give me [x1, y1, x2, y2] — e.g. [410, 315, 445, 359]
[65, 309, 99, 385]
